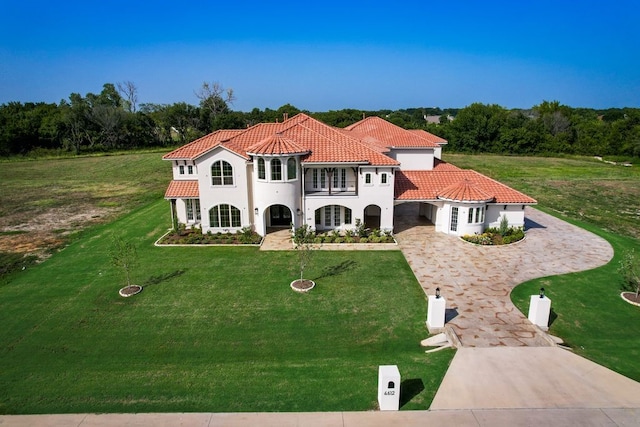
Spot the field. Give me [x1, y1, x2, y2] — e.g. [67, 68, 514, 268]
[0, 152, 639, 413]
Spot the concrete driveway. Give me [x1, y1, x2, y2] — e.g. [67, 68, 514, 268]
[394, 203, 614, 347]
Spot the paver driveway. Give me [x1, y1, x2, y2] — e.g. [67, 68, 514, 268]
[394, 203, 614, 347]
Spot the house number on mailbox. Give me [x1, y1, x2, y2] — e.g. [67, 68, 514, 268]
[384, 391, 395, 395]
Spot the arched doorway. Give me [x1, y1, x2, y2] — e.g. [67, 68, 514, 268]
[268, 204, 292, 227]
[364, 204, 381, 229]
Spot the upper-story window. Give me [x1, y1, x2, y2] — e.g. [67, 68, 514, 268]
[257, 158, 266, 180]
[179, 165, 185, 175]
[287, 158, 297, 180]
[381, 173, 388, 185]
[188, 165, 194, 175]
[212, 160, 233, 186]
[364, 173, 372, 185]
[271, 159, 282, 181]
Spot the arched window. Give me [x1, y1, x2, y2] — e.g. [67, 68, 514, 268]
[209, 204, 241, 228]
[257, 158, 266, 180]
[211, 160, 233, 186]
[287, 158, 297, 180]
[271, 158, 282, 181]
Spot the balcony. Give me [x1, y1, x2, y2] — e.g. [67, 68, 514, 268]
[304, 180, 357, 196]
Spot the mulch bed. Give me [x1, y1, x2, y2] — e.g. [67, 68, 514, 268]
[621, 292, 640, 305]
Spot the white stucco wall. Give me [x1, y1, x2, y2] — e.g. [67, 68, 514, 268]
[302, 166, 395, 232]
[486, 204, 527, 229]
[171, 160, 198, 180]
[390, 149, 435, 171]
[195, 148, 251, 233]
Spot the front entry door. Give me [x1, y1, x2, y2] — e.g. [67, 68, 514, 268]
[270, 205, 292, 226]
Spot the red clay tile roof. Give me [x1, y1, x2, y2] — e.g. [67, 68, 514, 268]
[408, 129, 447, 144]
[246, 133, 310, 156]
[162, 113, 399, 166]
[438, 179, 494, 202]
[344, 116, 445, 148]
[162, 130, 245, 160]
[395, 170, 537, 204]
[164, 180, 199, 198]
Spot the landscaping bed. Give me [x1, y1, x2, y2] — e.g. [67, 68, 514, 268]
[462, 226, 525, 245]
[157, 226, 262, 245]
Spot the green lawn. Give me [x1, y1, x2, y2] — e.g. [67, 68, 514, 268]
[0, 200, 453, 414]
[511, 218, 640, 382]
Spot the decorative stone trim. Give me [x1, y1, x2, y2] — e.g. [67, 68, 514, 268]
[620, 292, 640, 307]
[119, 285, 142, 297]
[290, 279, 315, 293]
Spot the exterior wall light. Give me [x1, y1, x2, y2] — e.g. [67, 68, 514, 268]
[254, 208, 259, 215]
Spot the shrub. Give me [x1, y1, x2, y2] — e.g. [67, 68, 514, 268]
[333, 237, 343, 244]
[360, 237, 368, 243]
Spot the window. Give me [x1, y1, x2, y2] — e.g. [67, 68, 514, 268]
[468, 206, 485, 224]
[257, 158, 265, 180]
[332, 168, 347, 189]
[287, 158, 297, 180]
[212, 161, 233, 186]
[365, 173, 372, 184]
[381, 173, 388, 184]
[318, 205, 349, 228]
[186, 199, 201, 221]
[271, 159, 282, 181]
[313, 169, 327, 189]
[450, 207, 458, 232]
[209, 204, 241, 228]
[187, 165, 194, 175]
[179, 165, 185, 175]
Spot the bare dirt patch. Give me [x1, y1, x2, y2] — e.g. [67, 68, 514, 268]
[0, 204, 121, 260]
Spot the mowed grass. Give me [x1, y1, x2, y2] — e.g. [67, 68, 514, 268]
[510, 219, 640, 382]
[0, 200, 453, 414]
[444, 154, 640, 240]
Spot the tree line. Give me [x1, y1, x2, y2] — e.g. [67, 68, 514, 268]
[1, 82, 638, 159]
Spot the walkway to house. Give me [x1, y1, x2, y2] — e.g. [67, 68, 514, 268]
[394, 203, 614, 347]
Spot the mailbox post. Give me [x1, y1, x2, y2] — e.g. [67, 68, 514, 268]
[378, 365, 400, 411]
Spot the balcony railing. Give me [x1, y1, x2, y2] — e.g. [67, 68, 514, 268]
[304, 180, 357, 196]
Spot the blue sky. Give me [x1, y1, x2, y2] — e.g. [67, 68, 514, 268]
[1, 1, 638, 111]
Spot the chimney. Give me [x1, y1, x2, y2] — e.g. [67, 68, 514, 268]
[283, 112, 289, 121]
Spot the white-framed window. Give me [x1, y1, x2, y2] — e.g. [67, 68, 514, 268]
[271, 158, 282, 181]
[468, 206, 485, 224]
[332, 168, 347, 189]
[188, 165, 194, 175]
[313, 168, 327, 189]
[287, 158, 297, 180]
[450, 207, 458, 232]
[381, 173, 388, 185]
[317, 205, 350, 228]
[186, 199, 201, 222]
[179, 165, 185, 175]
[257, 158, 266, 180]
[209, 204, 241, 228]
[364, 173, 372, 185]
[212, 160, 233, 186]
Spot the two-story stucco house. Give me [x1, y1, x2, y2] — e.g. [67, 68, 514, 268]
[163, 113, 536, 237]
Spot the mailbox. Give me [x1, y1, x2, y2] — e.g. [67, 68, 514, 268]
[426, 294, 446, 331]
[378, 365, 400, 411]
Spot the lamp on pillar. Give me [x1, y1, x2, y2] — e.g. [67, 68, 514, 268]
[539, 287, 545, 298]
[435, 287, 441, 299]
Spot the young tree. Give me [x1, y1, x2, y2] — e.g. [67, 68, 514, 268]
[292, 224, 316, 283]
[618, 249, 640, 299]
[109, 236, 139, 291]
